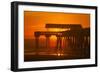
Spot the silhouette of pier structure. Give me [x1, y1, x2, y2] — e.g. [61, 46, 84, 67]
[34, 24, 90, 56]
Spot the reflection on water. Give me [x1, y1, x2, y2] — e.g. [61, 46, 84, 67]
[24, 46, 90, 61]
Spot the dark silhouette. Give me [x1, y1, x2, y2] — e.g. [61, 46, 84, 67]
[24, 24, 90, 61]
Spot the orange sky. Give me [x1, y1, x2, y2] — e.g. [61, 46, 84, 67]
[24, 11, 90, 39]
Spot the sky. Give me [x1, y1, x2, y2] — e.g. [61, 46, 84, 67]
[24, 11, 90, 39]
